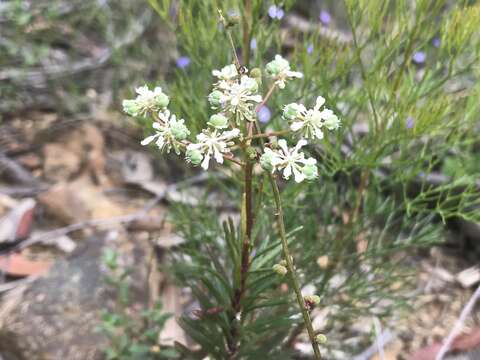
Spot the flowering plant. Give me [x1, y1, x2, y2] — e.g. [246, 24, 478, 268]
[124, 23, 340, 356]
[122, 0, 480, 358]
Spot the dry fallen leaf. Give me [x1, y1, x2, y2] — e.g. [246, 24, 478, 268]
[0, 253, 51, 277]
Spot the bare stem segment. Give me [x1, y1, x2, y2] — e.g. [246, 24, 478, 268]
[268, 175, 322, 359]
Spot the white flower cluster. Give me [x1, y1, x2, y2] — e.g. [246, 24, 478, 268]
[283, 96, 340, 140]
[265, 54, 303, 89]
[208, 64, 262, 123]
[140, 110, 190, 154]
[123, 85, 189, 154]
[122, 85, 169, 117]
[261, 139, 318, 183]
[186, 128, 240, 170]
[123, 55, 340, 183]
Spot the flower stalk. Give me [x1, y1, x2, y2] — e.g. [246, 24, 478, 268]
[269, 174, 322, 359]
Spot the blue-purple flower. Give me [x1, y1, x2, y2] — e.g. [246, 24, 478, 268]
[268, 5, 284, 20]
[412, 51, 426, 64]
[432, 37, 441, 48]
[319, 10, 331, 26]
[307, 44, 314, 55]
[258, 106, 271, 123]
[176, 56, 191, 69]
[406, 117, 414, 129]
[250, 38, 257, 51]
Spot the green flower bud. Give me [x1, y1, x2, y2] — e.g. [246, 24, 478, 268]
[250, 68, 262, 87]
[266, 56, 289, 76]
[302, 163, 318, 181]
[250, 68, 262, 79]
[170, 122, 190, 140]
[155, 93, 170, 108]
[226, 13, 240, 27]
[208, 90, 223, 108]
[122, 99, 141, 116]
[260, 151, 274, 172]
[246, 146, 257, 160]
[323, 114, 340, 130]
[283, 103, 301, 120]
[315, 334, 327, 344]
[186, 149, 203, 166]
[208, 114, 229, 129]
[272, 264, 287, 276]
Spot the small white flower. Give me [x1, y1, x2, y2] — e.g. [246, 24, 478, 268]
[264, 139, 317, 183]
[123, 85, 169, 116]
[220, 75, 262, 122]
[289, 96, 340, 140]
[212, 64, 238, 81]
[141, 110, 189, 154]
[266, 55, 303, 89]
[187, 128, 240, 170]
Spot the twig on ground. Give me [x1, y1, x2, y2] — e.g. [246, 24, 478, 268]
[373, 317, 386, 360]
[352, 329, 395, 360]
[284, 14, 352, 45]
[0, 153, 40, 185]
[435, 283, 480, 360]
[12, 195, 162, 252]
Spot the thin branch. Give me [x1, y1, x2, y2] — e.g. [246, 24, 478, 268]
[245, 130, 290, 141]
[218, 9, 241, 68]
[12, 196, 162, 252]
[242, 0, 253, 66]
[268, 175, 322, 359]
[0, 153, 41, 185]
[435, 283, 480, 360]
[256, 83, 276, 113]
[344, 3, 380, 134]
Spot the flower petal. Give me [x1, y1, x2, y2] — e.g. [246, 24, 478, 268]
[214, 149, 224, 164]
[314, 128, 324, 140]
[283, 164, 292, 179]
[277, 139, 289, 154]
[315, 96, 326, 110]
[201, 153, 211, 170]
[293, 166, 305, 183]
[291, 121, 304, 132]
[141, 134, 158, 146]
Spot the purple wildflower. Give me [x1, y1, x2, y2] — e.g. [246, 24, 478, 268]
[406, 117, 414, 129]
[268, 5, 284, 20]
[176, 56, 190, 69]
[412, 51, 426, 64]
[307, 44, 314, 55]
[319, 10, 331, 26]
[258, 106, 272, 123]
[250, 38, 257, 51]
[432, 37, 441, 48]
[227, 9, 238, 18]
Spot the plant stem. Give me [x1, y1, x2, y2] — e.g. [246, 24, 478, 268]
[268, 175, 322, 359]
[228, 146, 254, 358]
[218, 9, 241, 68]
[256, 83, 276, 112]
[242, 0, 252, 66]
[246, 130, 290, 141]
